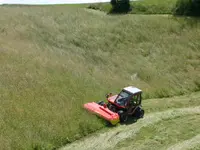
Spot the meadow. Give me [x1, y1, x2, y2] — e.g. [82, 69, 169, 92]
[0, 2, 200, 149]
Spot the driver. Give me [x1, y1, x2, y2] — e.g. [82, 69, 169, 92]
[127, 96, 137, 115]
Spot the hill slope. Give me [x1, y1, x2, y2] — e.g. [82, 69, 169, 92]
[0, 5, 200, 150]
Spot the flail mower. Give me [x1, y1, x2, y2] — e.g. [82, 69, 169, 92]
[84, 86, 144, 125]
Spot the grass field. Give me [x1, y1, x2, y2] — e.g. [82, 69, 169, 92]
[61, 92, 200, 150]
[114, 114, 200, 150]
[0, 3, 200, 150]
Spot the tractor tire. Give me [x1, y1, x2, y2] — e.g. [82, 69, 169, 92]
[140, 109, 144, 118]
[108, 103, 117, 112]
[134, 107, 144, 119]
[118, 110, 128, 122]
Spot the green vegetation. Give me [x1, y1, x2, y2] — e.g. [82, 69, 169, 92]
[0, 3, 200, 150]
[143, 92, 200, 113]
[114, 114, 200, 150]
[62, 93, 200, 150]
[192, 145, 200, 150]
[88, 0, 200, 16]
[174, 0, 200, 16]
[110, 0, 131, 13]
[87, 0, 177, 14]
[131, 0, 177, 14]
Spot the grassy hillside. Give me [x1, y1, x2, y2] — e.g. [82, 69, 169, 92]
[0, 4, 200, 150]
[113, 93, 200, 150]
[61, 92, 200, 150]
[114, 114, 200, 150]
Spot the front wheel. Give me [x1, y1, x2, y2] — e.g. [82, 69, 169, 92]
[134, 108, 144, 119]
[118, 110, 128, 122]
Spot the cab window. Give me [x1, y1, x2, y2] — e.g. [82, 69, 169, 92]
[131, 94, 141, 105]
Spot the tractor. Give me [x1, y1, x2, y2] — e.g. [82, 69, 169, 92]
[84, 86, 144, 125]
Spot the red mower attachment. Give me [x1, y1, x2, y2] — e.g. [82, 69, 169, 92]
[84, 86, 144, 125]
[84, 102, 120, 125]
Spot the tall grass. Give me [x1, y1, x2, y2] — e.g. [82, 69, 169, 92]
[131, 0, 177, 14]
[0, 4, 200, 149]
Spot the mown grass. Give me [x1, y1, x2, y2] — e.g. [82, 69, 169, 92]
[143, 92, 200, 113]
[0, 4, 200, 150]
[87, 0, 177, 14]
[192, 145, 200, 150]
[114, 114, 200, 150]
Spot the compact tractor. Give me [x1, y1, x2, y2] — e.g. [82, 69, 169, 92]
[84, 86, 144, 125]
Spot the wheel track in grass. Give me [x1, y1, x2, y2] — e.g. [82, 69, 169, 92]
[59, 106, 200, 150]
[167, 134, 200, 150]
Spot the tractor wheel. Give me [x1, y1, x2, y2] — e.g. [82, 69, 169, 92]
[118, 110, 128, 122]
[134, 107, 144, 119]
[108, 103, 117, 112]
[140, 109, 144, 118]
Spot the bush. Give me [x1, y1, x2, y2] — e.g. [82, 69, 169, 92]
[174, 0, 200, 16]
[110, 0, 131, 13]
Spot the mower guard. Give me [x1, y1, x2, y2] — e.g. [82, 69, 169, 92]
[84, 102, 120, 125]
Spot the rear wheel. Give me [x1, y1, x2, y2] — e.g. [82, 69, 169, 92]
[118, 110, 128, 122]
[134, 107, 144, 119]
[139, 109, 144, 118]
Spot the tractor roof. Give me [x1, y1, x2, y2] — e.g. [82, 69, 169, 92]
[123, 86, 142, 94]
